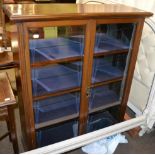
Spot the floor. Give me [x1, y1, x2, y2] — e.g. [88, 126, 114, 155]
[69, 131, 155, 154]
[0, 108, 24, 154]
[0, 108, 155, 154]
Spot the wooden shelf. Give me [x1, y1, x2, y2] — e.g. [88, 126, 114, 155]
[91, 76, 123, 88]
[33, 77, 123, 101]
[89, 101, 120, 114]
[33, 87, 81, 101]
[31, 56, 83, 68]
[31, 49, 128, 68]
[35, 113, 78, 130]
[35, 101, 120, 130]
[94, 49, 129, 57]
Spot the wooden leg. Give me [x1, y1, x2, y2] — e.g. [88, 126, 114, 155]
[7, 106, 19, 154]
[124, 113, 141, 137]
[0, 107, 12, 141]
[6, 117, 12, 142]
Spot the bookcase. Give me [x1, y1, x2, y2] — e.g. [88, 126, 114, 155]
[2, 3, 152, 150]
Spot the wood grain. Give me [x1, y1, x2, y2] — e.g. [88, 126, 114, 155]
[3, 4, 153, 22]
[2, 3, 152, 150]
[0, 72, 16, 107]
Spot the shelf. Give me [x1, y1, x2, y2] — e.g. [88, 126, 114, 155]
[89, 101, 120, 114]
[35, 102, 119, 130]
[94, 49, 128, 57]
[92, 54, 127, 83]
[30, 35, 129, 68]
[33, 87, 80, 101]
[30, 38, 84, 64]
[33, 77, 122, 101]
[90, 81, 122, 112]
[31, 56, 83, 68]
[59, 56, 126, 86]
[36, 120, 77, 147]
[34, 79, 121, 130]
[35, 113, 78, 130]
[87, 111, 116, 133]
[69, 33, 130, 55]
[33, 77, 122, 102]
[91, 77, 123, 88]
[94, 33, 129, 54]
[92, 67, 123, 83]
[33, 93, 80, 124]
[31, 64, 81, 97]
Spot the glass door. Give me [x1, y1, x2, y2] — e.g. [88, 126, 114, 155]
[87, 23, 136, 133]
[28, 24, 85, 147]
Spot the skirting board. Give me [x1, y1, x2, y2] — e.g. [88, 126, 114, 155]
[24, 115, 146, 154]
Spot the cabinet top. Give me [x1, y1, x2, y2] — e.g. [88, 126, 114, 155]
[3, 3, 153, 22]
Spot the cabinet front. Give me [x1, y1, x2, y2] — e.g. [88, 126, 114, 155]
[87, 22, 136, 133]
[25, 20, 136, 148]
[27, 22, 86, 147]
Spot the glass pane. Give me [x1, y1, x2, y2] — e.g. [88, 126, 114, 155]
[89, 81, 121, 112]
[94, 23, 135, 53]
[31, 62, 82, 96]
[36, 120, 77, 147]
[29, 26, 85, 64]
[89, 23, 135, 116]
[33, 92, 80, 124]
[87, 111, 116, 133]
[92, 54, 127, 83]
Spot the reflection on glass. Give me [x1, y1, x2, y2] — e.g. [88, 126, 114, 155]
[36, 120, 77, 147]
[94, 23, 134, 53]
[29, 26, 85, 63]
[89, 82, 121, 111]
[92, 54, 127, 83]
[33, 92, 80, 124]
[87, 111, 116, 133]
[32, 62, 82, 96]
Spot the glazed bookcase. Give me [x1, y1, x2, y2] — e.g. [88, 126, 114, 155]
[2, 3, 152, 150]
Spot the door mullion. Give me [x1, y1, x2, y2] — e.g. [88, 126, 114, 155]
[79, 20, 96, 135]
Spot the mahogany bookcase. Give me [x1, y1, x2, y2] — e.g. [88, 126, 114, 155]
[2, 3, 152, 150]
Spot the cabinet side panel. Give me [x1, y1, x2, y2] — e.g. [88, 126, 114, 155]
[120, 18, 145, 120]
[16, 23, 36, 150]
